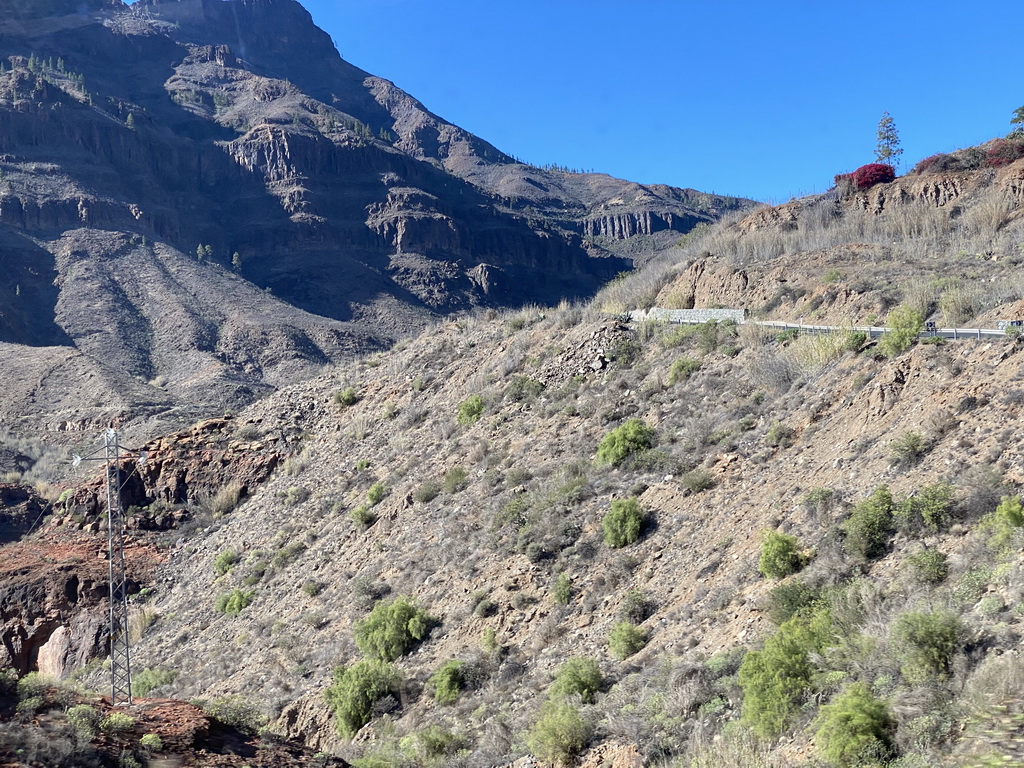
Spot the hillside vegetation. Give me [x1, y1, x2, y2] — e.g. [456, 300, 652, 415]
[80, 154, 1023, 767]
[6, 155, 1024, 767]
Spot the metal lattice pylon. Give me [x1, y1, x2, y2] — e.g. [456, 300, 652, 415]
[104, 429, 133, 705]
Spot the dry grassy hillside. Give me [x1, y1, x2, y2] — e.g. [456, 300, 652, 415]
[598, 158, 1024, 331]
[6, 159, 1024, 768]
[109, 279, 1024, 766]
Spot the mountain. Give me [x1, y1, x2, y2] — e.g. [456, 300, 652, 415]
[0, 0, 752, 445]
[3, 147, 1024, 766]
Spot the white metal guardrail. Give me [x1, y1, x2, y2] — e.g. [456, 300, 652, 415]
[626, 309, 1013, 340]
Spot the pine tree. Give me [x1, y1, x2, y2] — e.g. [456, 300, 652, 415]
[875, 111, 903, 170]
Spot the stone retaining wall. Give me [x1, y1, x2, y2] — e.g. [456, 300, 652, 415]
[628, 308, 747, 324]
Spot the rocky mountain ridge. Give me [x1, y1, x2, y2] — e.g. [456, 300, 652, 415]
[4, 0, 1024, 764]
[0, 0, 752, 450]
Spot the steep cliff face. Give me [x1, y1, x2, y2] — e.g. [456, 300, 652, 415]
[0, 529, 160, 678]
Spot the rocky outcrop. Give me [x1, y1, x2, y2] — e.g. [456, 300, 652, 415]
[0, 533, 157, 677]
[581, 210, 703, 239]
[0, 484, 46, 545]
[536, 322, 637, 386]
[0, 417, 283, 679]
[65, 417, 282, 524]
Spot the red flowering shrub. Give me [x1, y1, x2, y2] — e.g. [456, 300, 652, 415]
[852, 163, 896, 189]
[985, 139, 1024, 168]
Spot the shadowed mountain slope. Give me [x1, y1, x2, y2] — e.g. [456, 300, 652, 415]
[0, 0, 751, 443]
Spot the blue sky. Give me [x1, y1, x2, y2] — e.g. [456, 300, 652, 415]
[297, 0, 1021, 203]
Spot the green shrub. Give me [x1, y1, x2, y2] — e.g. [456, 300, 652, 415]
[302, 579, 324, 597]
[758, 531, 807, 579]
[890, 430, 928, 467]
[443, 466, 469, 494]
[354, 596, 434, 662]
[131, 666, 178, 697]
[595, 419, 656, 466]
[334, 387, 359, 407]
[842, 330, 869, 351]
[549, 657, 602, 704]
[843, 485, 895, 560]
[282, 485, 310, 506]
[681, 468, 715, 493]
[601, 497, 646, 548]
[527, 701, 592, 767]
[196, 695, 267, 733]
[16, 695, 44, 715]
[457, 394, 485, 425]
[399, 726, 468, 762]
[738, 609, 834, 739]
[696, 319, 736, 355]
[66, 703, 100, 739]
[16, 672, 50, 702]
[214, 588, 254, 616]
[139, 733, 163, 752]
[481, 627, 501, 654]
[414, 479, 442, 503]
[668, 356, 701, 385]
[879, 305, 924, 357]
[553, 573, 573, 605]
[350, 504, 377, 528]
[767, 579, 821, 625]
[506, 376, 544, 402]
[894, 482, 954, 534]
[608, 621, 647, 660]
[801, 486, 835, 511]
[980, 495, 1024, 552]
[470, 591, 497, 617]
[893, 610, 965, 684]
[619, 589, 650, 623]
[427, 660, 466, 705]
[213, 549, 239, 576]
[907, 550, 949, 585]
[366, 482, 387, 506]
[324, 660, 399, 740]
[765, 422, 795, 448]
[815, 682, 896, 767]
[610, 336, 643, 368]
[954, 565, 992, 609]
[99, 711, 136, 734]
[271, 540, 306, 568]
